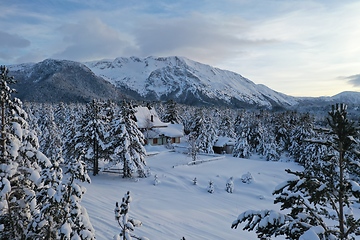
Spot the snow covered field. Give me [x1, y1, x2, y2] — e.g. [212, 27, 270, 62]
[82, 146, 303, 239]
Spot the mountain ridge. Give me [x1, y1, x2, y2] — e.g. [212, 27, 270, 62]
[6, 57, 360, 110]
[84, 56, 297, 109]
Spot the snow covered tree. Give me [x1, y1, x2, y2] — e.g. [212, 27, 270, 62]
[188, 134, 199, 163]
[262, 136, 280, 161]
[162, 99, 181, 124]
[273, 113, 291, 153]
[232, 103, 360, 240]
[59, 153, 95, 240]
[234, 112, 246, 137]
[190, 109, 217, 154]
[196, 120, 217, 154]
[38, 104, 63, 162]
[218, 113, 235, 138]
[67, 99, 109, 176]
[248, 120, 265, 153]
[114, 191, 148, 240]
[233, 132, 251, 159]
[0, 66, 50, 239]
[29, 156, 64, 239]
[226, 177, 234, 193]
[207, 180, 214, 193]
[117, 100, 147, 178]
[288, 113, 316, 163]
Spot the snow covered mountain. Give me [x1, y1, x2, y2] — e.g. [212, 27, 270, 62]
[7, 56, 359, 111]
[85, 56, 298, 109]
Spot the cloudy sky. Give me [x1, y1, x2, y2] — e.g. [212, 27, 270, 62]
[1, 0, 360, 97]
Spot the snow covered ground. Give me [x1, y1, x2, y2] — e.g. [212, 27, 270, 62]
[82, 145, 303, 239]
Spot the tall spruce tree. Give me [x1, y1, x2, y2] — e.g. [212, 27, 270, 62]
[0, 66, 53, 239]
[218, 113, 235, 138]
[232, 104, 360, 240]
[67, 99, 109, 176]
[163, 99, 181, 124]
[118, 100, 147, 178]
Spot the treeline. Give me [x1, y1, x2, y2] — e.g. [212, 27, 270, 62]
[23, 99, 335, 170]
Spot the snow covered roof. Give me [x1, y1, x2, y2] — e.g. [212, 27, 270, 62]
[214, 136, 236, 147]
[144, 123, 184, 138]
[134, 106, 167, 128]
[134, 106, 184, 138]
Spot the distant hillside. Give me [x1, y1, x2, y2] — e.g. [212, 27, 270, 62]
[8, 59, 126, 103]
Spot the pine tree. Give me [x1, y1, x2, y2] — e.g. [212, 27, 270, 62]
[207, 180, 214, 193]
[29, 156, 64, 239]
[190, 109, 217, 154]
[247, 120, 264, 153]
[218, 113, 235, 138]
[226, 177, 234, 193]
[0, 66, 52, 239]
[118, 100, 147, 178]
[196, 117, 217, 154]
[38, 104, 63, 162]
[232, 104, 360, 239]
[60, 153, 95, 239]
[67, 99, 109, 176]
[233, 132, 251, 159]
[262, 136, 280, 161]
[114, 191, 148, 240]
[288, 113, 316, 163]
[163, 99, 181, 124]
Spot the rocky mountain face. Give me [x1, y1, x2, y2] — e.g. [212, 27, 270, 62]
[7, 57, 360, 111]
[8, 59, 125, 103]
[84, 56, 297, 109]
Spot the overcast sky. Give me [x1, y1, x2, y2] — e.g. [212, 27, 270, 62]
[1, 0, 360, 97]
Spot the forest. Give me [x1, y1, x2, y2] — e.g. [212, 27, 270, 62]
[1, 65, 360, 239]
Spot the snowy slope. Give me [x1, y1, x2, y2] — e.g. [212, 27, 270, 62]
[85, 56, 298, 109]
[82, 146, 308, 239]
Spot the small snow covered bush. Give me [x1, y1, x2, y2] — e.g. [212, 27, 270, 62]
[207, 180, 214, 193]
[241, 172, 253, 184]
[226, 177, 234, 193]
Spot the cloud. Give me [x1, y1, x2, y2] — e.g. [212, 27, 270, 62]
[52, 17, 138, 61]
[341, 74, 360, 87]
[0, 31, 30, 48]
[129, 13, 277, 65]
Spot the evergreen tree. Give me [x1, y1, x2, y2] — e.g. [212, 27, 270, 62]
[262, 136, 280, 161]
[218, 113, 235, 138]
[114, 191, 148, 240]
[67, 99, 109, 176]
[288, 113, 316, 163]
[38, 104, 63, 162]
[0, 66, 51, 239]
[190, 109, 217, 154]
[233, 132, 251, 159]
[207, 180, 214, 193]
[247, 120, 264, 153]
[29, 156, 64, 239]
[232, 104, 360, 240]
[273, 113, 292, 152]
[60, 153, 95, 239]
[226, 177, 234, 193]
[188, 134, 199, 163]
[118, 100, 147, 178]
[196, 116, 217, 154]
[163, 99, 181, 124]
